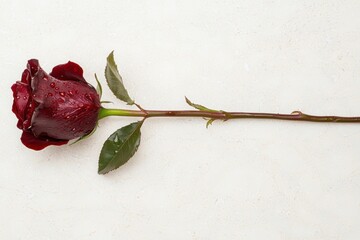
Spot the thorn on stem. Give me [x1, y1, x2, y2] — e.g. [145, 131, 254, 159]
[291, 111, 302, 115]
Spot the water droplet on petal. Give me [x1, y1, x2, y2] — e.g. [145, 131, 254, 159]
[72, 128, 76, 131]
[55, 87, 59, 90]
[50, 82, 55, 88]
[43, 77, 48, 81]
[68, 90, 74, 96]
[85, 93, 93, 101]
[16, 96, 20, 99]
[23, 96, 27, 100]
[47, 93, 53, 97]
[59, 92, 65, 97]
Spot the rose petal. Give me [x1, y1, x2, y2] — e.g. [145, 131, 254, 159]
[29, 65, 54, 103]
[11, 82, 30, 128]
[23, 99, 37, 130]
[50, 61, 86, 82]
[21, 69, 31, 84]
[31, 99, 99, 140]
[27, 59, 40, 76]
[21, 131, 68, 151]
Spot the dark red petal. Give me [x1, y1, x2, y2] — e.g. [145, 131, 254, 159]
[22, 99, 37, 130]
[50, 61, 86, 82]
[11, 82, 30, 128]
[27, 59, 40, 76]
[21, 131, 68, 151]
[21, 69, 31, 84]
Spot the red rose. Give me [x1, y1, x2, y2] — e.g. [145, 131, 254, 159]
[12, 59, 101, 150]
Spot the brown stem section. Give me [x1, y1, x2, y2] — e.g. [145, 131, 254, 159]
[147, 110, 360, 122]
[99, 108, 360, 123]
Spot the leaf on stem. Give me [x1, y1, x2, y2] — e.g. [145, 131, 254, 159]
[185, 96, 218, 112]
[98, 121, 142, 174]
[206, 118, 216, 128]
[105, 51, 134, 105]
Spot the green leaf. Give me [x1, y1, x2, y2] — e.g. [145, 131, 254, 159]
[185, 97, 218, 112]
[98, 121, 142, 174]
[94, 73, 102, 99]
[105, 51, 134, 105]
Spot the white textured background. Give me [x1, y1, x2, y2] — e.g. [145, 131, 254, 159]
[1, 0, 360, 239]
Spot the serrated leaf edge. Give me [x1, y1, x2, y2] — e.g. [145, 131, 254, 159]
[105, 51, 134, 105]
[98, 121, 143, 174]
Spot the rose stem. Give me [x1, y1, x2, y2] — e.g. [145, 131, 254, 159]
[98, 108, 360, 123]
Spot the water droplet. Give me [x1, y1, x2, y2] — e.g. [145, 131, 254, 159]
[59, 92, 65, 97]
[16, 96, 20, 99]
[55, 87, 59, 90]
[43, 77, 48, 81]
[72, 128, 76, 131]
[66, 116, 70, 119]
[68, 90, 74, 96]
[23, 96, 27, 100]
[85, 93, 93, 101]
[114, 150, 118, 153]
[32, 94, 36, 98]
[50, 82, 55, 88]
[47, 93, 53, 97]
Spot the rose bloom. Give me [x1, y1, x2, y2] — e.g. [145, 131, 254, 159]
[11, 59, 101, 150]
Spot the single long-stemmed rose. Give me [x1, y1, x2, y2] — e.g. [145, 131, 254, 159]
[11, 51, 360, 174]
